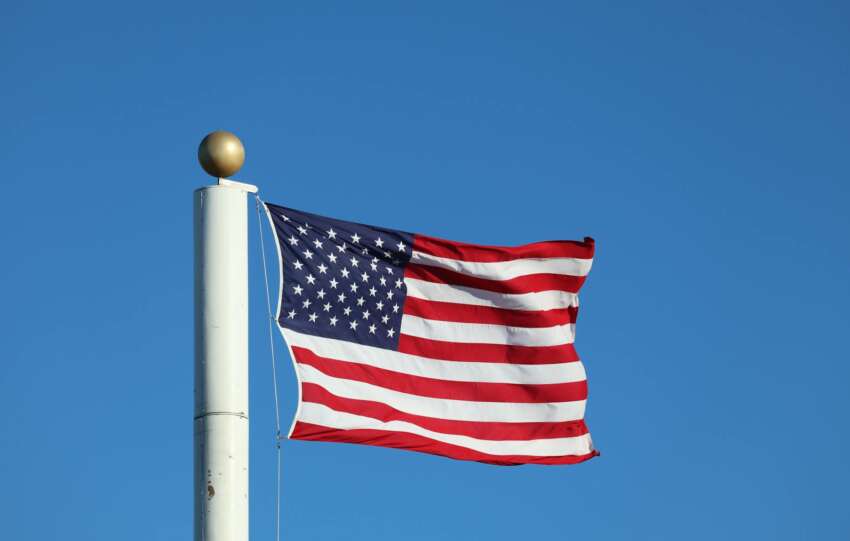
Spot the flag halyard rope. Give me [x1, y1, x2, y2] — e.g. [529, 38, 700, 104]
[255, 195, 283, 541]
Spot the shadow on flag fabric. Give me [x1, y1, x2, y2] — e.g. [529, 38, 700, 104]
[264, 202, 598, 466]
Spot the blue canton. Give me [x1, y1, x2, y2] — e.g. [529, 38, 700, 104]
[266, 203, 414, 350]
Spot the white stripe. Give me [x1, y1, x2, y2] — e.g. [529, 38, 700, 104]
[400, 315, 574, 347]
[411, 250, 592, 279]
[283, 328, 585, 384]
[405, 277, 578, 311]
[298, 402, 594, 457]
[297, 363, 587, 423]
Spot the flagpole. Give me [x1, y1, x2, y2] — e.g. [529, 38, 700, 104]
[194, 131, 256, 541]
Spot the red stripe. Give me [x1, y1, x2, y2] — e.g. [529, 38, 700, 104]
[405, 263, 587, 294]
[291, 422, 598, 466]
[403, 296, 578, 327]
[397, 334, 580, 364]
[292, 346, 588, 403]
[413, 234, 595, 262]
[301, 383, 589, 441]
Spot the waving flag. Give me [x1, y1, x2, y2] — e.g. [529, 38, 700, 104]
[265, 202, 597, 465]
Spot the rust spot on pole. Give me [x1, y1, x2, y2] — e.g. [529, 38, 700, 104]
[207, 483, 215, 499]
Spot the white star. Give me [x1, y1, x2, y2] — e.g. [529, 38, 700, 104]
[317, 263, 328, 274]
[376, 301, 384, 311]
[280, 214, 290, 222]
[306, 274, 316, 285]
[375, 237, 384, 248]
[340, 268, 350, 279]
[361, 272, 369, 282]
[287, 309, 296, 319]
[357, 297, 365, 306]
[323, 302, 332, 312]
[381, 314, 389, 324]
[303, 249, 313, 260]
[313, 238, 323, 249]
[297, 225, 307, 235]
[369, 287, 377, 297]
[287, 235, 299, 246]
[329, 316, 338, 326]
[369, 324, 377, 335]
[392, 304, 399, 313]
[361, 247, 369, 255]
[327, 228, 337, 240]
[397, 241, 406, 252]
[386, 267, 394, 275]
[350, 282, 359, 293]
[337, 293, 346, 303]
[308, 313, 318, 323]
[351, 233, 361, 244]
[350, 257, 359, 268]
[387, 290, 394, 300]
[337, 242, 346, 253]
[302, 299, 311, 309]
[370, 261, 378, 271]
[349, 320, 358, 330]
[362, 310, 371, 320]
[328, 253, 338, 264]
[379, 276, 387, 286]
[329, 278, 338, 289]
[316, 288, 326, 299]
[395, 279, 403, 288]
[293, 260, 304, 271]
[383, 250, 391, 258]
[292, 284, 303, 295]
[343, 306, 352, 316]
[387, 328, 395, 338]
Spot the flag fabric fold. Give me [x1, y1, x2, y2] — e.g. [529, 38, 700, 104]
[265, 202, 597, 465]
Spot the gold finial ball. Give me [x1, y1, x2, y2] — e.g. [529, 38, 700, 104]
[198, 130, 245, 178]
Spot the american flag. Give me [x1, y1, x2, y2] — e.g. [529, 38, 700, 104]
[265, 202, 597, 465]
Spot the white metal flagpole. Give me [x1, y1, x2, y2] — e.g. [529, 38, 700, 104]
[194, 131, 257, 541]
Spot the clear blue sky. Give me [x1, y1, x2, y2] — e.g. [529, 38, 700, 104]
[2, 2, 848, 539]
